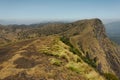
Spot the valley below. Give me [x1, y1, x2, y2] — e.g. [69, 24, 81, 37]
[105, 21, 120, 45]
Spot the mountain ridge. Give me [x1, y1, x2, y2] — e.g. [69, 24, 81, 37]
[0, 18, 120, 80]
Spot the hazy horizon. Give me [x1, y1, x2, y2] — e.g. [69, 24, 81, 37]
[1, 18, 120, 25]
[0, 0, 120, 24]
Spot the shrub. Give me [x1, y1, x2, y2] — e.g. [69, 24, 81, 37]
[60, 36, 73, 47]
[69, 47, 80, 55]
[103, 73, 119, 80]
[60, 36, 97, 68]
[82, 56, 97, 68]
[60, 36, 81, 56]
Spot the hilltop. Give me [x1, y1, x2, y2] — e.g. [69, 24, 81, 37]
[0, 18, 120, 80]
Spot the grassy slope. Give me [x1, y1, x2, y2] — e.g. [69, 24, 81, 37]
[0, 36, 105, 80]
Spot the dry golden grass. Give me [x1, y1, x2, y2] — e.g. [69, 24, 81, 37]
[0, 54, 24, 79]
[0, 35, 105, 80]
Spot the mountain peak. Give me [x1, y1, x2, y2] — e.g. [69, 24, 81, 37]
[0, 18, 120, 80]
[74, 18, 102, 23]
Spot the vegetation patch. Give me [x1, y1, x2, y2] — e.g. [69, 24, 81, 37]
[37, 37, 81, 63]
[81, 57, 97, 68]
[60, 36, 97, 68]
[60, 36, 82, 55]
[66, 62, 81, 74]
[60, 36, 73, 47]
[103, 73, 119, 80]
[50, 58, 62, 66]
[42, 51, 59, 57]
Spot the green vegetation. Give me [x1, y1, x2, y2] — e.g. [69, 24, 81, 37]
[82, 52, 97, 68]
[82, 57, 97, 68]
[103, 73, 119, 80]
[42, 51, 59, 57]
[60, 36, 81, 55]
[60, 36, 97, 68]
[66, 62, 81, 74]
[50, 58, 62, 66]
[37, 36, 81, 63]
[60, 36, 73, 47]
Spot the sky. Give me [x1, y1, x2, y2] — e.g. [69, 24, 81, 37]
[0, 0, 120, 24]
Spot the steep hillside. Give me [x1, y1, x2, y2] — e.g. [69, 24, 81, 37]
[0, 36, 105, 80]
[66, 19, 120, 78]
[0, 18, 120, 80]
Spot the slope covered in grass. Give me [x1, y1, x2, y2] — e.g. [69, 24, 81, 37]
[0, 36, 105, 80]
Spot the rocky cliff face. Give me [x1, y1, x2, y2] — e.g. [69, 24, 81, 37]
[0, 18, 120, 79]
